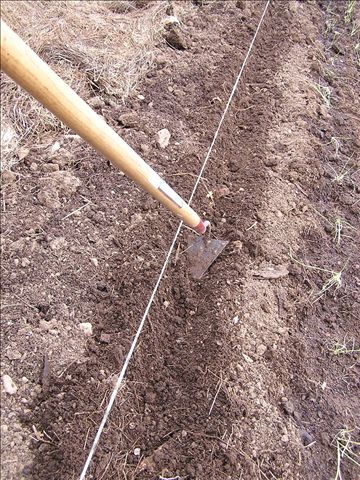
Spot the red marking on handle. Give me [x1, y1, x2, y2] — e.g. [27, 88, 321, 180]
[194, 219, 208, 235]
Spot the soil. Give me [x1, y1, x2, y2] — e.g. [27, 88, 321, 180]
[1, 1, 359, 480]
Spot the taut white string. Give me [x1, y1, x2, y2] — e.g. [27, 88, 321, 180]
[80, 2, 270, 477]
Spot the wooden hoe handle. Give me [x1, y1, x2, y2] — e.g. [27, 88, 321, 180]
[0, 20, 207, 234]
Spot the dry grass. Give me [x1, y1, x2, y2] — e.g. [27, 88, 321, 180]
[1, 0, 189, 168]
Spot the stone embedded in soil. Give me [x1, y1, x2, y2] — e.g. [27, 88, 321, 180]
[2, 375, 17, 395]
[156, 128, 171, 149]
[91, 257, 99, 267]
[49, 237, 68, 251]
[300, 430, 314, 446]
[1, 170, 17, 184]
[257, 344, 267, 356]
[47, 171, 81, 195]
[263, 157, 279, 167]
[164, 26, 187, 50]
[253, 265, 289, 279]
[88, 96, 105, 108]
[5, 349, 22, 361]
[140, 143, 150, 155]
[17, 147, 30, 161]
[282, 399, 295, 415]
[100, 332, 110, 344]
[37, 190, 61, 209]
[118, 112, 139, 128]
[42, 163, 60, 173]
[50, 141, 61, 154]
[79, 322, 93, 336]
[51, 148, 76, 167]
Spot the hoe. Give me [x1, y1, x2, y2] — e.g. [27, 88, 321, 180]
[0, 20, 227, 278]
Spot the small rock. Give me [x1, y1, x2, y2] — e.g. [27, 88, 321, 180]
[257, 344, 267, 356]
[242, 353, 254, 363]
[164, 26, 187, 50]
[3, 374, 17, 395]
[300, 430, 314, 446]
[288, 1, 298, 13]
[118, 112, 139, 128]
[281, 434, 289, 443]
[48, 171, 81, 196]
[88, 96, 105, 108]
[156, 128, 171, 149]
[91, 257, 99, 267]
[283, 400, 295, 415]
[79, 322, 93, 336]
[1, 170, 17, 184]
[50, 141, 61, 154]
[50, 237, 67, 251]
[6, 349, 22, 361]
[164, 15, 180, 27]
[134, 447, 141, 456]
[17, 147, 30, 160]
[42, 163, 60, 173]
[100, 332, 111, 344]
[263, 157, 278, 167]
[215, 185, 230, 198]
[37, 190, 61, 209]
[140, 143, 150, 155]
[51, 148, 76, 167]
[233, 315, 239, 325]
[21, 258, 30, 267]
[253, 265, 289, 279]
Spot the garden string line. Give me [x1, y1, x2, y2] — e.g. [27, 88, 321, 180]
[80, 1, 271, 478]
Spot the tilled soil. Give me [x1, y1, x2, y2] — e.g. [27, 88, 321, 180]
[1, 1, 359, 480]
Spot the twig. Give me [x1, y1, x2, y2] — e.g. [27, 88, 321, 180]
[208, 379, 223, 416]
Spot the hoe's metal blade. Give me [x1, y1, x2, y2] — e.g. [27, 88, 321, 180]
[187, 237, 229, 279]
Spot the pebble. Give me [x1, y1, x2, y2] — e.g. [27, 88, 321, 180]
[281, 434, 289, 443]
[42, 163, 59, 173]
[233, 315, 239, 325]
[88, 96, 105, 108]
[242, 353, 254, 363]
[134, 447, 141, 456]
[79, 322, 93, 336]
[1, 170, 17, 184]
[100, 333, 110, 344]
[21, 258, 30, 267]
[6, 349, 22, 360]
[118, 112, 138, 128]
[91, 257, 99, 267]
[164, 27, 187, 50]
[3, 374, 18, 394]
[140, 143, 150, 155]
[17, 147, 30, 160]
[50, 237, 68, 251]
[300, 429, 314, 446]
[50, 141, 61, 154]
[257, 344, 267, 356]
[156, 128, 171, 149]
[263, 157, 278, 167]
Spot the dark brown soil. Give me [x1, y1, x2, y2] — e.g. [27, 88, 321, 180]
[1, 1, 359, 480]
